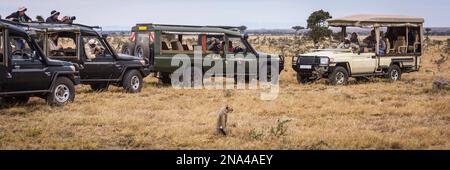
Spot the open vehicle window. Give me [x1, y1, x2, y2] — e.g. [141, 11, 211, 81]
[384, 26, 422, 55]
[82, 36, 111, 59]
[160, 32, 201, 53]
[227, 37, 247, 53]
[47, 32, 78, 58]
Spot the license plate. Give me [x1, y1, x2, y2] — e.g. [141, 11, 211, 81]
[299, 65, 312, 69]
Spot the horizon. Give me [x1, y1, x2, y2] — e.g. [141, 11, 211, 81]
[1, 0, 450, 30]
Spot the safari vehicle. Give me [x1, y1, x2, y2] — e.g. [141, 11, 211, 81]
[0, 20, 80, 106]
[22, 22, 151, 93]
[121, 24, 285, 84]
[292, 15, 424, 85]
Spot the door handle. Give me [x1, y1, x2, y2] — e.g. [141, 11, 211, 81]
[14, 65, 21, 69]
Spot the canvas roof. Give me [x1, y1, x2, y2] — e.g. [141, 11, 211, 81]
[327, 14, 424, 27]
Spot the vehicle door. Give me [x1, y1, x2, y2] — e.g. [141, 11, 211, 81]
[2, 33, 52, 91]
[203, 34, 226, 76]
[349, 52, 378, 74]
[225, 36, 257, 77]
[80, 35, 116, 80]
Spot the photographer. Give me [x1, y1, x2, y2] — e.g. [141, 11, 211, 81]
[6, 6, 32, 23]
[46, 10, 62, 23]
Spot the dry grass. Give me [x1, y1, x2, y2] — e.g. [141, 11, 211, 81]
[0, 36, 449, 150]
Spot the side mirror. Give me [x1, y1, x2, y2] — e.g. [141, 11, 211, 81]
[31, 51, 37, 62]
[243, 34, 249, 40]
[102, 34, 109, 39]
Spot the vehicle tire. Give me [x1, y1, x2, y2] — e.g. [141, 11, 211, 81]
[258, 64, 279, 85]
[121, 42, 135, 56]
[46, 77, 75, 106]
[328, 66, 349, 85]
[296, 73, 313, 84]
[123, 70, 143, 93]
[1, 96, 29, 106]
[90, 83, 109, 92]
[385, 64, 402, 81]
[159, 72, 172, 85]
[135, 43, 150, 59]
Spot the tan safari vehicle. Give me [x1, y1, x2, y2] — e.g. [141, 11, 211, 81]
[292, 14, 424, 85]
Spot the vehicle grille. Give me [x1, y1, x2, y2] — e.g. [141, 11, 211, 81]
[298, 56, 319, 65]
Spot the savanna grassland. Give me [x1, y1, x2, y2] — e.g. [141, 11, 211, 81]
[0, 35, 449, 149]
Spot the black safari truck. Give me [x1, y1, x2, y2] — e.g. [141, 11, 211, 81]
[22, 22, 151, 93]
[121, 23, 284, 84]
[0, 20, 80, 106]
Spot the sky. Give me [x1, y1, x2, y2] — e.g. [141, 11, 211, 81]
[1, 0, 449, 30]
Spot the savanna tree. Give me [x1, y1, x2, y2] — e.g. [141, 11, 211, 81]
[292, 26, 305, 35]
[306, 10, 332, 44]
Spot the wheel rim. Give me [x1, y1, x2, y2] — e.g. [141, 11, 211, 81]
[137, 47, 143, 58]
[391, 70, 399, 80]
[131, 76, 140, 90]
[55, 84, 70, 103]
[336, 72, 345, 84]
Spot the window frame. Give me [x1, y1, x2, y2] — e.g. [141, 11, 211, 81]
[82, 35, 113, 60]
[45, 31, 80, 59]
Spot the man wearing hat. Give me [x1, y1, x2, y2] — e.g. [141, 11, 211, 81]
[46, 10, 62, 23]
[85, 39, 104, 60]
[6, 6, 32, 23]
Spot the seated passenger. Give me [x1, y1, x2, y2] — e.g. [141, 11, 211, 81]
[378, 33, 387, 56]
[337, 39, 352, 49]
[350, 32, 360, 45]
[48, 33, 63, 51]
[207, 37, 221, 52]
[363, 30, 376, 51]
[84, 39, 103, 59]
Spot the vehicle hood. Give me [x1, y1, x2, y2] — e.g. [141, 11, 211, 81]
[116, 53, 142, 61]
[257, 52, 280, 59]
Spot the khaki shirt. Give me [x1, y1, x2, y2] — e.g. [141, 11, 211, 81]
[48, 39, 60, 51]
[84, 44, 101, 59]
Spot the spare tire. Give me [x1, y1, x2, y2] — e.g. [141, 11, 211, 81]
[135, 43, 149, 59]
[121, 42, 135, 56]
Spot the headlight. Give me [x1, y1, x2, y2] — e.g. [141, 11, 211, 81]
[320, 58, 329, 65]
[69, 65, 76, 72]
[292, 56, 298, 63]
[139, 59, 146, 65]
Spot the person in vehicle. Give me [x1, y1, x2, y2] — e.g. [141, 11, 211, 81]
[48, 33, 63, 51]
[207, 37, 221, 52]
[6, 6, 32, 23]
[46, 10, 62, 23]
[363, 30, 376, 50]
[337, 39, 352, 49]
[378, 32, 387, 56]
[350, 32, 360, 45]
[85, 39, 103, 59]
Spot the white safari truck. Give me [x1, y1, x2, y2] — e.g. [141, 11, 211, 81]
[292, 15, 424, 85]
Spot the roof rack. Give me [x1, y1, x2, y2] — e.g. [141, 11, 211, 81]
[33, 22, 99, 29]
[136, 23, 242, 30]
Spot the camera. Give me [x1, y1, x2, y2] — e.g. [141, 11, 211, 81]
[62, 16, 76, 24]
